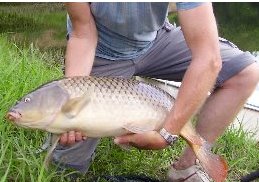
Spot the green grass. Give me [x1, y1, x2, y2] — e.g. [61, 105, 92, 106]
[0, 35, 259, 181]
[217, 24, 259, 52]
[0, 3, 67, 51]
[0, 36, 63, 181]
[213, 2, 259, 52]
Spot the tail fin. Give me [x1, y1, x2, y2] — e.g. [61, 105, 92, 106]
[180, 121, 228, 182]
[193, 143, 228, 182]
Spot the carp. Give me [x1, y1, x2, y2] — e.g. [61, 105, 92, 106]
[6, 76, 228, 182]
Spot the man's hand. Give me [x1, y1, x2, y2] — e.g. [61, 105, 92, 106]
[114, 131, 169, 150]
[59, 131, 87, 146]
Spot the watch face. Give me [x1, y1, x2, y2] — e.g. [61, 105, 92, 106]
[168, 135, 176, 143]
[159, 128, 178, 145]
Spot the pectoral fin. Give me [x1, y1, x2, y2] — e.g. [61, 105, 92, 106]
[43, 134, 61, 169]
[61, 86, 94, 118]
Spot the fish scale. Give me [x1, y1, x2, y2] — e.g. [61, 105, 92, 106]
[58, 77, 173, 110]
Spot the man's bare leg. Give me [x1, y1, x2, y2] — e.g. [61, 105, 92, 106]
[173, 63, 259, 169]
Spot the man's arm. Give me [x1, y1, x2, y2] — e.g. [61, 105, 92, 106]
[164, 3, 222, 135]
[60, 3, 97, 145]
[65, 2, 97, 77]
[115, 3, 222, 149]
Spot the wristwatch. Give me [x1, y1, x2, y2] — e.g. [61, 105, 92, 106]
[159, 128, 179, 145]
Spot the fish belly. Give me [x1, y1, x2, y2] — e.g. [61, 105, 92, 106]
[75, 100, 168, 138]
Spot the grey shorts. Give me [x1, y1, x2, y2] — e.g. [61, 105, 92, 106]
[91, 24, 256, 87]
[53, 23, 257, 173]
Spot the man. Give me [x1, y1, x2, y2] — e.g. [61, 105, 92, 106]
[52, 2, 259, 181]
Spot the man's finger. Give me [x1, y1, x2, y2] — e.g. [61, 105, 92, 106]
[67, 131, 76, 145]
[60, 132, 68, 145]
[75, 131, 83, 141]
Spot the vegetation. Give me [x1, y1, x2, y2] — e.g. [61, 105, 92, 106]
[170, 3, 259, 52]
[0, 3, 258, 53]
[213, 2, 259, 51]
[0, 3, 67, 51]
[0, 2, 258, 182]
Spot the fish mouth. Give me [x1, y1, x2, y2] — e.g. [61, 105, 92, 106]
[6, 110, 22, 122]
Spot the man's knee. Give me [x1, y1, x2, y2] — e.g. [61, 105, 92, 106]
[222, 62, 259, 93]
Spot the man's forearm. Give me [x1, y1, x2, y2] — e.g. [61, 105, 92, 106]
[164, 3, 222, 135]
[164, 56, 221, 135]
[65, 36, 97, 77]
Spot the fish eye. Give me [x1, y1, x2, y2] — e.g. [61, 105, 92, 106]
[24, 97, 31, 103]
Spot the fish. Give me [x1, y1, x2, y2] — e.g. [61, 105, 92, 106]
[6, 76, 228, 182]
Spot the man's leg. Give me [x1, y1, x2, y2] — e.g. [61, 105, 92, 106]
[173, 62, 259, 170]
[52, 57, 136, 173]
[133, 24, 259, 180]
